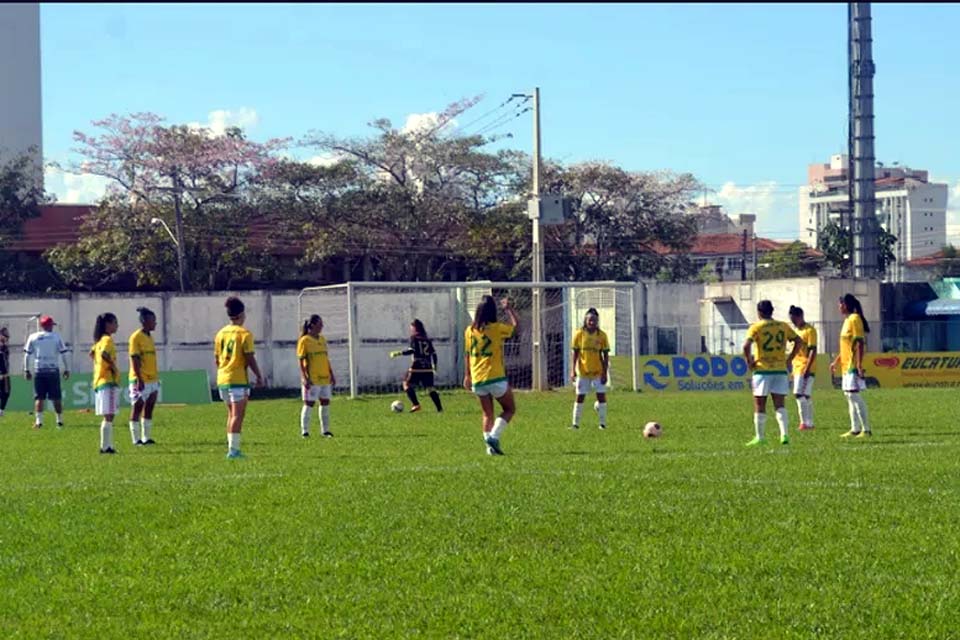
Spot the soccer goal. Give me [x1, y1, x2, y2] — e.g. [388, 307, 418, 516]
[297, 282, 640, 398]
[0, 312, 41, 374]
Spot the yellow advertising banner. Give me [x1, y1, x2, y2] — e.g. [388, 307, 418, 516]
[863, 352, 960, 389]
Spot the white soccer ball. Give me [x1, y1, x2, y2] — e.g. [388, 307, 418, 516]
[593, 400, 600, 412]
[643, 422, 662, 438]
[391, 400, 404, 413]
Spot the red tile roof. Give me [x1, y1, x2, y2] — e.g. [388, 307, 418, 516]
[7, 204, 92, 252]
[905, 251, 947, 268]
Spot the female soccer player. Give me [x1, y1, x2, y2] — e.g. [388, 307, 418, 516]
[463, 296, 518, 456]
[128, 307, 160, 446]
[390, 319, 442, 413]
[90, 313, 121, 454]
[0, 326, 10, 418]
[570, 308, 610, 430]
[215, 297, 265, 459]
[831, 293, 872, 438]
[297, 314, 335, 438]
[742, 300, 804, 447]
[788, 305, 818, 431]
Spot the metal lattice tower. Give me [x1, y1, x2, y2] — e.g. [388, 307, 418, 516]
[849, 2, 879, 279]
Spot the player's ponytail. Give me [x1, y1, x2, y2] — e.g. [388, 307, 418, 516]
[411, 319, 428, 340]
[93, 313, 117, 341]
[301, 314, 321, 337]
[225, 296, 245, 319]
[137, 306, 155, 325]
[472, 296, 497, 331]
[841, 294, 870, 333]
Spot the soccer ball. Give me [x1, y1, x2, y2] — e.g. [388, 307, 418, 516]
[643, 422, 662, 438]
[391, 400, 404, 413]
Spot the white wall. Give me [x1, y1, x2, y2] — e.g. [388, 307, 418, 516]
[0, 3, 42, 166]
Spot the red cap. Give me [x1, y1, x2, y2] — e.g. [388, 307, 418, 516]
[39, 315, 56, 327]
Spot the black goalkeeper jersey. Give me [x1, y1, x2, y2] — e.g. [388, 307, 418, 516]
[402, 336, 437, 372]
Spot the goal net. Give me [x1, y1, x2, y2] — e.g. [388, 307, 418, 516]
[297, 282, 639, 398]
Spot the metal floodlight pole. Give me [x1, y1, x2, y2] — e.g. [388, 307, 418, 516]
[530, 87, 546, 392]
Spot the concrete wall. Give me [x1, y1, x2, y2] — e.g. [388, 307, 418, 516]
[640, 282, 703, 354]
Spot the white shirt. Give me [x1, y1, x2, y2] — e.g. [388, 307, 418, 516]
[23, 330, 71, 374]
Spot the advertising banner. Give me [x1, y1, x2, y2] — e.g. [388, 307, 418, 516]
[2, 370, 212, 411]
[638, 354, 836, 393]
[864, 352, 960, 389]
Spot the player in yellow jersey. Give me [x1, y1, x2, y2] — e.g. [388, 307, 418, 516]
[570, 308, 610, 430]
[297, 314, 335, 438]
[787, 305, 818, 431]
[742, 300, 804, 447]
[215, 297, 265, 459]
[128, 307, 160, 446]
[463, 295, 518, 456]
[831, 293, 872, 438]
[90, 313, 120, 454]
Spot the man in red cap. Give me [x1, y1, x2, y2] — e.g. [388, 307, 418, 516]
[23, 315, 71, 429]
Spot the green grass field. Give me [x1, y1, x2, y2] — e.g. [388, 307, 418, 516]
[2, 388, 959, 639]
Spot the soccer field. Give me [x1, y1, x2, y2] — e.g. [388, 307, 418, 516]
[2, 388, 958, 639]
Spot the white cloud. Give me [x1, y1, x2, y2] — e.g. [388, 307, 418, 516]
[307, 153, 345, 167]
[401, 111, 456, 136]
[44, 166, 111, 204]
[710, 181, 800, 240]
[186, 107, 259, 136]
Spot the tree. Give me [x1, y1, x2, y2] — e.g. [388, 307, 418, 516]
[47, 114, 291, 290]
[937, 244, 960, 278]
[755, 241, 824, 279]
[538, 162, 701, 281]
[0, 148, 63, 292]
[818, 220, 896, 277]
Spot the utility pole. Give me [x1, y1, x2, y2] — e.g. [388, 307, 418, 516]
[752, 232, 758, 283]
[172, 171, 188, 293]
[530, 87, 546, 392]
[740, 229, 748, 281]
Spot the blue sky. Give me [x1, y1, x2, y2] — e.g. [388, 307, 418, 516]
[39, 3, 960, 241]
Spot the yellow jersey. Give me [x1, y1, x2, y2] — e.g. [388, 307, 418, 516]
[839, 313, 866, 373]
[572, 328, 610, 378]
[746, 319, 798, 374]
[215, 324, 255, 388]
[465, 322, 515, 387]
[791, 324, 818, 376]
[92, 335, 120, 391]
[297, 334, 331, 385]
[128, 328, 159, 383]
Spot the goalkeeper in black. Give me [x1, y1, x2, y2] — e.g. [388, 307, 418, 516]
[389, 319, 443, 413]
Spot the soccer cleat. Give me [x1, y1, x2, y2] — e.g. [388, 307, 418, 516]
[302, 432, 310, 438]
[599, 424, 607, 430]
[745, 437, 766, 447]
[322, 431, 334, 438]
[840, 430, 861, 439]
[570, 424, 579, 430]
[143, 439, 156, 445]
[780, 435, 790, 445]
[226, 449, 245, 459]
[484, 435, 504, 456]
[798, 423, 814, 431]
[856, 430, 873, 439]
[33, 424, 41, 430]
[410, 405, 422, 413]
[57, 421, 64, 429]
[100, 448, 116, 455]
[135, 440, 145, 446]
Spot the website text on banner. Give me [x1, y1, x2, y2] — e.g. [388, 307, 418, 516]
[2, 370, 212, 411]
[866, 352, 960, 389]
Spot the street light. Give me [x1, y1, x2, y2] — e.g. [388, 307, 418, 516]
[150, 217, 184, 292]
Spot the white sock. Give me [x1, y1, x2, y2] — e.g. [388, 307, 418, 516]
[851, 393, 870, 432]
[300, 405, 311, 435]
[142, 419, 152, 440]
[320, 405, 330, 433]
[35, 410, 43, 426]
[796, 399, 806, 425]
[100, 420, 113, 450]
[572, 402, 583, 427]
[805, 399, 814, 427]
[754, 413, 766, 440]
[491, 417, 508, 439]
[845, 393, 861, 433]
[597, 402, 608, 426]
[129, 420, 140, 444]
[57, 412, 63, 424]
[227, 432, 241, 452]
[775, 407, 789, 437]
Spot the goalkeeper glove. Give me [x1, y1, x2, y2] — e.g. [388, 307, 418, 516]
[389, 350, 403, 359]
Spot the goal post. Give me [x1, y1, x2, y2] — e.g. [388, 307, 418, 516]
[298, 282, 640, 398]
